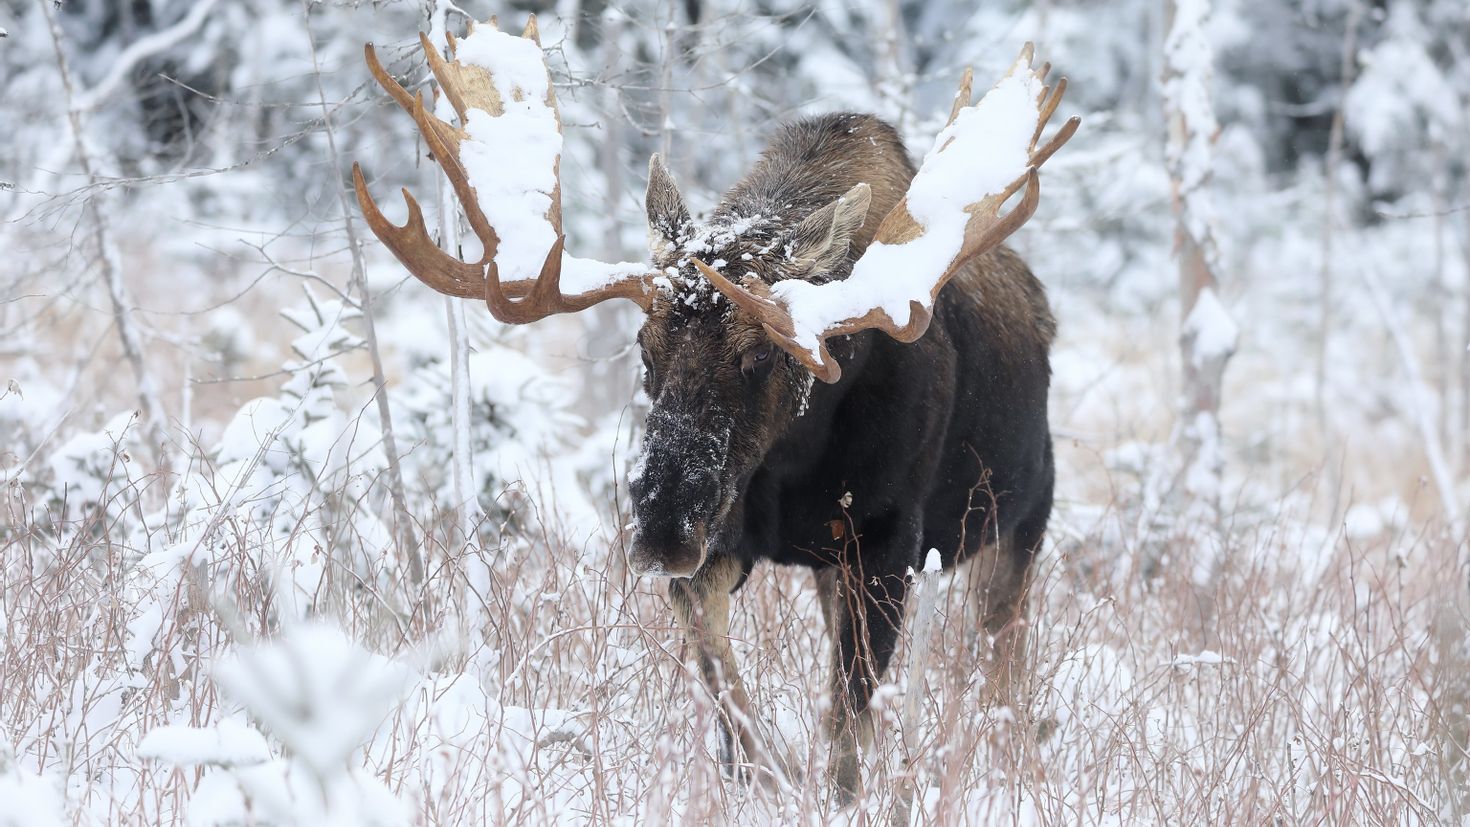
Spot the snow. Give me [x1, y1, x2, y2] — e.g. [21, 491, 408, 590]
[923, 547, 942, 574]
[451, 26, 653, 296]
[453, 27, 551, 104]
[0, 741, 63, 827]
[451, 25, 563, 288]
[559, 253, 652, 295]
[138, 721, 272, 768]
[771, 57, 1043, 354]
[1182, 287, 1237, 368]
[459, 104, 562, 282]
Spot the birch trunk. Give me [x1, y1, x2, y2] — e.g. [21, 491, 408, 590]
[1163, 0, 1236, 583]
[428, 2, 480, 546]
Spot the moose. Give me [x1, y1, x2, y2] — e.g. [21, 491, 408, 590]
[353, 16, 1076, 798]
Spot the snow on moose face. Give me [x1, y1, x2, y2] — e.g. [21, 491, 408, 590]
[625, 155, 866, 577]
[626, 276, 809, 578]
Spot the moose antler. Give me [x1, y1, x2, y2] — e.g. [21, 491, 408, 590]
[695, 44, 1080, 383]
[352, 16, 656, 323]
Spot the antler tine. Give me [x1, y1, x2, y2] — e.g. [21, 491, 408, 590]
[360, 40, 504, 280]
[692, 260, 793, 331]
[354, 17, 658, 326]
[947, 67, 974, 127]
[364, 43, 417, 114]
[352, 164, 485, 298]
[1032, 76, 1068, 152]
[485, 236, 563, 323]
[1034, 114, 1080, 169]
[420, 31, 472, 124]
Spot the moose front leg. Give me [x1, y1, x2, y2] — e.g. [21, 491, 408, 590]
[816, 548, 912, 801]
[669, 554, 771, 779]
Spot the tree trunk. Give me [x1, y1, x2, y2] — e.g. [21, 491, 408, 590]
[428, 1, 480, 547]
[1163, 0, 1236, 585]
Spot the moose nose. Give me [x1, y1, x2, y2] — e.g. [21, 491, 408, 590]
[628, 522, 708, 578]
[626, 540, 705, 578]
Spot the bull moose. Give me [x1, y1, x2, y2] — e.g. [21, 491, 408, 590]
[353, 16, 1076, 798]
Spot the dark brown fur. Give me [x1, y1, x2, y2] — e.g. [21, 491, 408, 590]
[629, 113, 1055, 796]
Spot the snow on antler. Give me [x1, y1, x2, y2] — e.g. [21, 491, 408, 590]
[696, 45, 1078, 383]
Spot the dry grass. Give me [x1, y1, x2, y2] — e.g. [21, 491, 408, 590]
[3, 431, 1466, 825]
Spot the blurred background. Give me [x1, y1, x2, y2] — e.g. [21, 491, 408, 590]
[1, 1, 1467, 823]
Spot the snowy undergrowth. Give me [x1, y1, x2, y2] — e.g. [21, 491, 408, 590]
[3, 313, 1465, 824]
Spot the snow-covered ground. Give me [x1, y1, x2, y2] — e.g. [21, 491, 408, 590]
[2, 1, 1468, 824]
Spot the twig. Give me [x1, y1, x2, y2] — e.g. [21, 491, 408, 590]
[300, 1, 424, 584]
[1357, 258, 1460, 524]
[39, 0, 171, 472]
[73, 0, 221, 114]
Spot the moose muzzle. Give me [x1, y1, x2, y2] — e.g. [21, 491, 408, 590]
[627, 413, 726, 578]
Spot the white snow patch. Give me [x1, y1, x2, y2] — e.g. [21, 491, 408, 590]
[1182, 287, 1237, 367]
[138, 721, 272, 768]
[0, 741, 63, 827]
[452, 27, 649, 296]
[923, 547, 942, 573]
[771, 59, 1043, 354]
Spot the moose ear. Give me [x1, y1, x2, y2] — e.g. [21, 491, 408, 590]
[782, 183, 872, 277]
[645, 154, 692, 257]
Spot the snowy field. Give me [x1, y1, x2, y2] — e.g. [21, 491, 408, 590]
[2, 1, 1468, 824]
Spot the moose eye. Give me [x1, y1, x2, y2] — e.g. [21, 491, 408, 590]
[741, 344, 777, 379]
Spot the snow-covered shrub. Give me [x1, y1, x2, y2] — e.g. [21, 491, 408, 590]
[162, 285, 398, 618]
[39, 410, 148, 524]
[394, 336, 590, 539]
[141, 623, 413, 827]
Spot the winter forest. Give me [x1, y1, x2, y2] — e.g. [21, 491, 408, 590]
[2, 0, 1468, 823]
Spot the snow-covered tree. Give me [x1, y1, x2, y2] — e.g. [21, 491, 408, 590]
[1164, 0, 1237, 579]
